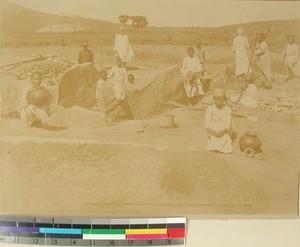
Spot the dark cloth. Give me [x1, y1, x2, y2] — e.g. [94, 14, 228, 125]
[78, 49, 94, 64]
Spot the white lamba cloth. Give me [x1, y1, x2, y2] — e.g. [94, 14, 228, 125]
[233, 35, 250, 76]
[114, 34, 134, 63]
[205, 105, 233, 154]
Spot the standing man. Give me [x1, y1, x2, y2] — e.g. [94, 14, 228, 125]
[254, 33, 272, 89]
[232, 27, 250, 82]
[78, 40, 94, 64]
[114, 27, 134, 66]
[282, 34, 300, 81]
[194, 39, 206, 74]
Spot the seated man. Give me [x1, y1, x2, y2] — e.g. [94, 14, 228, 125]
[181, 47, 204, 106]
[19, 71, 53, 128]
[205, 89, 234, 154]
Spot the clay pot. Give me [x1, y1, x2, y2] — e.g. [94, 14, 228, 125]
[239, 131, 262, 153]
[27, 88, 51, 107]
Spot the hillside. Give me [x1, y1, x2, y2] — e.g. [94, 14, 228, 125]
[0, 0, 119, 33]
[1, 0, 300, 48]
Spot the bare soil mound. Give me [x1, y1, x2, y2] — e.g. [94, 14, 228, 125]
[1, 139, 268, 216]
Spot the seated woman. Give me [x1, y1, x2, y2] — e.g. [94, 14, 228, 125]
[233, 73, 258, 109]
[181, 47, 204, 106]
[205, 89, 234, 154]
[19, 71, 52, 128]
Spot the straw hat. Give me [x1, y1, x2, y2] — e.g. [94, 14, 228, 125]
[160, 114, 177, 128]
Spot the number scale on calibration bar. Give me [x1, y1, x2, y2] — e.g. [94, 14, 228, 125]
[0, 216, 186, 246]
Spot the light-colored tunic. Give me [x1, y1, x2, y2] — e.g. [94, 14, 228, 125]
[283, 43, 300, 78]
[182, 56, 204, 97]
[96, 79, 106, 99]
[114, 34, 134, 63]
[233, 35, 250, 76]
[182, 56, 202, 77]
[239, 84, 258, 108]
[205, 104, 233, 154]
[255, 41, 272, 86]
[108, 66, 127, 85]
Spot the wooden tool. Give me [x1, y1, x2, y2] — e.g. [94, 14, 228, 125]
[169, 101, 258, 121]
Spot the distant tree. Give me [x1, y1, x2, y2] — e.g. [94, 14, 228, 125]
[61, 12, 80, 33]
[119, 15, 131, 24]
[130, 16, 148, 28]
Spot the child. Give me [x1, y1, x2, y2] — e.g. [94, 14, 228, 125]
[19, 71, 52, 127]
[235, 73, 258, 108]
[205, 89, 233, 154]
[92, 69, 109, 113]
[128, 74, 135, 84]
[108, 58, 127, 85]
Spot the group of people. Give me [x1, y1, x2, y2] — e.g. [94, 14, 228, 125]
[181, 27, 299, 154]
[19, 26, 299, 154]
[233, 28, 299, 86]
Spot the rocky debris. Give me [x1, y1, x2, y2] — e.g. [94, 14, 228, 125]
[1, 53, 73, 82]
[260, 92, 300, 117]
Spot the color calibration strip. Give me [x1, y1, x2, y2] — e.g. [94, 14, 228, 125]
[0, 216, 186, 246]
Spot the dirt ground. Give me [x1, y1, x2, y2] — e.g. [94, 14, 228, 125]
[0, 45, 299, 218]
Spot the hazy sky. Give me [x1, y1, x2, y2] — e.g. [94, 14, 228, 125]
[8, 0, 300, 27]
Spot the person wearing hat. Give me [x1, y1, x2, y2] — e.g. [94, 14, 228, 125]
[233, 27, 250, 81]
[182, 46, 204, 106]
[78, 40, 94, 64]
[204, 89, 233, 154]
[114, 27, 134, 66]
[254, 33, 272, 89]
[282, 34, 300, 81]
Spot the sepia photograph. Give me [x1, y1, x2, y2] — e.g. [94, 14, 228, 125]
[0, 0, 300, 221]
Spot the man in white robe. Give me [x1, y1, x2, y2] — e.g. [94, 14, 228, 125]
[233, 28, 250, 80]
[114, 27, 134, 65]
[254, 33, 272, 89]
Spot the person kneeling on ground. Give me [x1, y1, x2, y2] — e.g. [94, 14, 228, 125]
[19, 71, 53, 128]
[233, 73, 258, 108]
[205, 89, 234, 154]
[182, 47, 204, 106]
